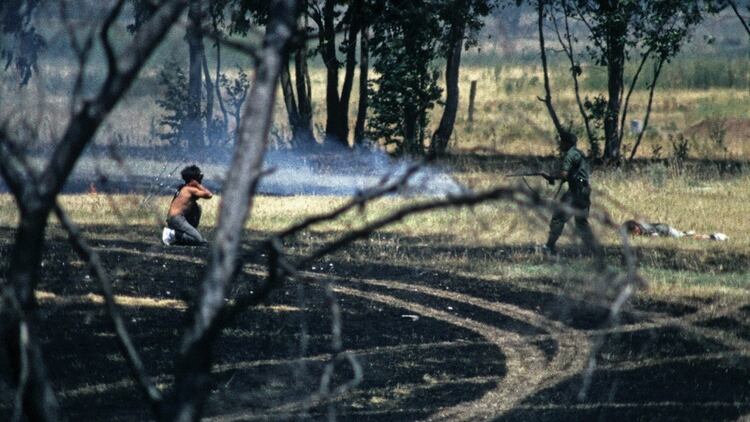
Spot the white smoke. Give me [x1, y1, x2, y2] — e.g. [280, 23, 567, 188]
[2, 143, 468, 198]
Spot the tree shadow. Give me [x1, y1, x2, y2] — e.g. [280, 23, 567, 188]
[1, 225, 748, 421]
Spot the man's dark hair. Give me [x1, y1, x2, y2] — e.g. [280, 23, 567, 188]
[623, 220, 644, 235]
[181, 165, 203, 183]
[560, 131, 578, 147]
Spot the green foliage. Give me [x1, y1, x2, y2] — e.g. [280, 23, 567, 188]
[155, 62, 190, 147]
[368, 1, 443, 155]
[582, 94, 606, 157]
[571, 0, 716, 65]
[647, 161, 667, 187]
[536, 0, 722, 162]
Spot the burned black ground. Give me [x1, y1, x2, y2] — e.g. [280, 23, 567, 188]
[0, 224, 748, 421]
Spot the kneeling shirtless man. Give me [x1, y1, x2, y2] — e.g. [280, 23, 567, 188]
[162, 165, 213, 245]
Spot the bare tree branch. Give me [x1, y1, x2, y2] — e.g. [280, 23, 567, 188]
[59, 0, 96, 111]
[537, 0, 565, 138]
[628, 58, 665, 162]
[36, 0, 188, 203]
[728, 0, 750, 36]
[0, 284, 59, 422]
[319, 281, 363, 419]
[0, 136, 35, 205]
[10, 319, 29, 422]
[0, 2, 188, 420]
[100, 0, 126, 80]
[201, 28, 261, 63]
[618, 48, 653, 143]
[552, 1, 596, 147]
[166, 2, 301, 420]
[298, 185, 618, 270]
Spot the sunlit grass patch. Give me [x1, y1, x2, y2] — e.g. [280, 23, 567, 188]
[35, 290, 188, 309]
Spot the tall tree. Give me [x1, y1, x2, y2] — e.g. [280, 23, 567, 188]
[131, 0, 215, 149]
[368, 0, 443, 155]
[531, 0, 717, 163]
[1, 1, 304, 420]
[308, 0, 364, 147]
[184, 0, 206, 149]
[430, 0, 494, 158]
[353, 23, 370, 145]
[280, 5, 315, 147]
[229, 0, 317, 148]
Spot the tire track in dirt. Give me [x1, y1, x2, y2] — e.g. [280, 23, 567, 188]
[325, 279, 585, 422]
[339, 276, 591, 388]
[91, 250, 592, 419]
[330, 284, 543, 420]
[99, 247, 750, 419]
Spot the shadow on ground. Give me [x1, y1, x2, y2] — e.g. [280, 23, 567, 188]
[0, 224, 748, 421]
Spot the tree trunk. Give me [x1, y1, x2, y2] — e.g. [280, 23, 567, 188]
[185, 0, 204, 149]
[354, 25, 369, 145]
[430, 20, 465, 159]
[2, 210, 60, 422]
[404, 107, 419, 155]
[201, 50, 214, 145]
[0, 2, 187, 419]
[321, 0, 346, 146]
[339, 0, 361, 146]
[214, 43, 230, 143]
[603, 6, 627, 163]
[293, 12, 315, 146]
[164, 1, 300, 420]
[280, 59, 302, 142]
[537, 0, 565, 138]
[628, 59, 665, 161]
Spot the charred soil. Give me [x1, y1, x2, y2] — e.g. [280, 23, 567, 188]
[0, 225, 748, 421]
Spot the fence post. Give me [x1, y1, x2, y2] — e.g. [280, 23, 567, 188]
[468, 80, 477, 124]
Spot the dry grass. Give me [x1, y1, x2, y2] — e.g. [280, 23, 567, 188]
[1, 60, 748, 304]
[2, 163, 748, 298]
[4, 63, 749, 158]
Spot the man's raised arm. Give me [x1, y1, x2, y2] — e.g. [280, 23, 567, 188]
[188, 181, 213, 199]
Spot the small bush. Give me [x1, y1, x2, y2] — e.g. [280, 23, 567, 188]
[155, 62, 190, 147]
[669, 133, 690, 174]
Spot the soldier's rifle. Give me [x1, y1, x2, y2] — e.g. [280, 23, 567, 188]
[505, 171, 564, 199]
[505, 171, 552, 180]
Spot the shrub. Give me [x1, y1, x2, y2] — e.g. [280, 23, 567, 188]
[155, 62, 190, 147]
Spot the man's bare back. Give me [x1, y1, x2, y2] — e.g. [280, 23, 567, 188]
[168, 180, 213, 218]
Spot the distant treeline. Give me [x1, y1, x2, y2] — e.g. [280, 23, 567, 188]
[457, 52, 750, 92]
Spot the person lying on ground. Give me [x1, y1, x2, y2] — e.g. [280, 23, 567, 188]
[622, 220, 728, 241]
[162, 165, 213, 246]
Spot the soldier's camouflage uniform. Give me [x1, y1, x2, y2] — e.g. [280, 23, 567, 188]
[545, 146, 596, 252]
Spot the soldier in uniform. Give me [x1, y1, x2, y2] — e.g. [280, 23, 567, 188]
[542, 132, 599, 256]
